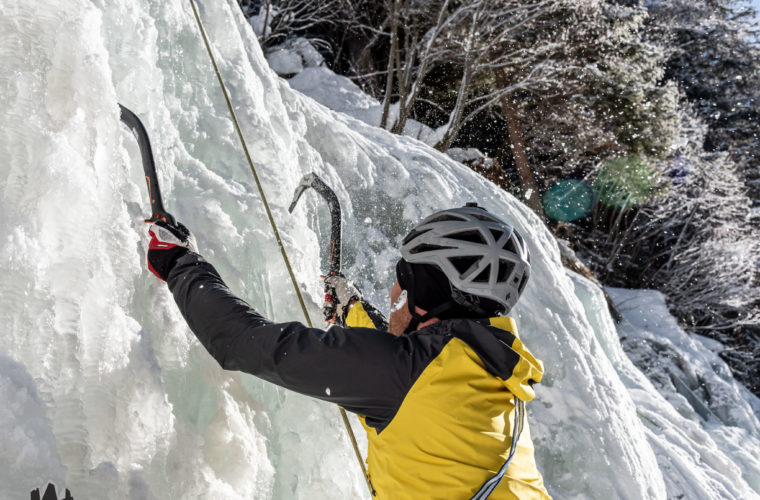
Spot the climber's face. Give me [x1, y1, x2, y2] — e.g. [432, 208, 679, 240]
[388, 280, 438, 336]
[388, 280, 411, 337]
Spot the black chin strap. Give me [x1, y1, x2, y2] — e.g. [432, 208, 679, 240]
[450, 287, 495, 317]
[405, 300, 455, 333]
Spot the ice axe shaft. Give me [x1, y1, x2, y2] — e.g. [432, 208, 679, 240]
[119, 104, 176, 225]
[288, 173, 342, 277]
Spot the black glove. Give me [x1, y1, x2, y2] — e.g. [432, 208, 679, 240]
[323, 274, 362, 325]
[147, 220, 198, 281]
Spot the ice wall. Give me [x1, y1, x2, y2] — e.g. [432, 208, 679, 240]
[0, 0, 758, 498]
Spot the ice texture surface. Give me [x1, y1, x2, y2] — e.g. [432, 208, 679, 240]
[0, 0, 758, 499]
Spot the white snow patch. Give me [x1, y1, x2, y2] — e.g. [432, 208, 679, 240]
[266, 48, 303, 77]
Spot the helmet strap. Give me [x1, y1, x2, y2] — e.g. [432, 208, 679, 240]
[408, 301, 456, 332]
[450, 288, 494, 317]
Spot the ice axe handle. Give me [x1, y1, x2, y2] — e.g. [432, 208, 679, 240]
[119, 104, 176, 226]
[321, 276, 339, 324]
[288, 173, 342, 276]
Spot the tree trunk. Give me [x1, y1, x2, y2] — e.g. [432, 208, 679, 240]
[434, 61, 472, 151]
[389, 26, 407, 133]
[380, 0, 399, 130]
[261, 1, 271, 46]
[392, 0, 451, 135]
[390, 45, 413, 135]
[495, 69, 542, 216]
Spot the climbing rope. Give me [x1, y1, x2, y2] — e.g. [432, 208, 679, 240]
[187, 0, 373, 495]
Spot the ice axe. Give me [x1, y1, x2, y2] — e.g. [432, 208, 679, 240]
[288, 173, 343, 322]
[119, 104, 176, 225]
[288, 173, 342, 277]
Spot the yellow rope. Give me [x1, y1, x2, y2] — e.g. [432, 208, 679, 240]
[187, 0, 372, 495]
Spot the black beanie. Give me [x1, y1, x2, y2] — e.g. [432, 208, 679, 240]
[396, 259, 496, 320]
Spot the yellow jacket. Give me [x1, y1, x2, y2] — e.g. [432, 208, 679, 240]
[347, 302, 551, 499]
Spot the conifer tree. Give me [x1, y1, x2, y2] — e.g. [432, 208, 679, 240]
[515, 2, 681, 176]
[645, 0, 760, 213]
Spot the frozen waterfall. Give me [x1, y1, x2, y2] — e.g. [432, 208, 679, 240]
[1, 0, 758, 498]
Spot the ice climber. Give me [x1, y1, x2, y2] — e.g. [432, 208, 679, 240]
[146, 204, 551, 499]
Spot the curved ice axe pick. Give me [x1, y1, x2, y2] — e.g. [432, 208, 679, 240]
[288, 173, 343, 323]
[288, 173, 342, 277]
[119, 104, 176, 225]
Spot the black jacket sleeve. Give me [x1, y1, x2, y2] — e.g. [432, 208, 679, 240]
[166, 252, 415, 425]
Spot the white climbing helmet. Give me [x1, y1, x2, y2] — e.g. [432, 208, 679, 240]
[400, 203, 531, 315]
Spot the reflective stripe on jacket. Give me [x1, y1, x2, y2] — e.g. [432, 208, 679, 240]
[167, 253, 551, 499]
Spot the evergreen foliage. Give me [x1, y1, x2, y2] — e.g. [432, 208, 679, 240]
[493, 2, 682, 177]
[645, 0, 760, 210]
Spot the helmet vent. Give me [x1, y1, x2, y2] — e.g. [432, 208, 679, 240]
[518, 273, 529, 293]
[402, 227, 432, 245]
[447, 230, 486, 244]
[489, 228, 504, 241]
[427, 214, 466, 224]
[473, 265, 491, 283]
[409, 243, 455, 255]
[472, 213, 498, 222]
[498, 260, 515, 282]
[514, 232, 525, 246]
[449, 256, 480, 276]
[513, 233, 529, 259]
[503, 237, 518, 253]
